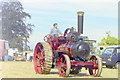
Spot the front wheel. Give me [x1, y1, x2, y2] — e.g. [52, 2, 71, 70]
[58, 54, 71, 77]
[115, 62, 120, 69]
[88, 55, 102, 77]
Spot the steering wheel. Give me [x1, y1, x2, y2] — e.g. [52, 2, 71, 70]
[64, 28, 71, 36]
[44, 34, 52, 42]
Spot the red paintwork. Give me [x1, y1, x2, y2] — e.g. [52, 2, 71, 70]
[34, 43, 45, 74]
[71, 62, 94, 66]
[34, 34, 99, 76]
[93, 64, 98, 69]
[44, 34, 99, 65]
[58, 55, 67, 77]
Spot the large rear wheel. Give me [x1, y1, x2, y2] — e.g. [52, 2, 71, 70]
[34, 42, 53, 74]
[58, 54, 71, 77]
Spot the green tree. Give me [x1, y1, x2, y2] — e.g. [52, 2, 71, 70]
[98, 31, 120, 45]
[0, 0, 34, 51]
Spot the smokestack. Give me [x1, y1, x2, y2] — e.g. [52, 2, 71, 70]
[77, 11, 84, 35]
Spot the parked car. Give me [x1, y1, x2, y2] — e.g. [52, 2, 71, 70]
[100, 46, 120, 69]
[15, 54, 25, 61]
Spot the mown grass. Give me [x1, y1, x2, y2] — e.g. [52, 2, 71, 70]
[0, 61, 118, 78]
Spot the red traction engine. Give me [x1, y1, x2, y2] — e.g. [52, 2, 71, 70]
[33, 11, 102, 77]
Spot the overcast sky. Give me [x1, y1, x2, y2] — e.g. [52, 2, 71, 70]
[3, 0, 119, 49]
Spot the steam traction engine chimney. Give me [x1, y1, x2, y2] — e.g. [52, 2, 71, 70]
[77, 11, 84, 35]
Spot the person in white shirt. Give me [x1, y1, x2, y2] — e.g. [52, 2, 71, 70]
[50, 23, 62, 38]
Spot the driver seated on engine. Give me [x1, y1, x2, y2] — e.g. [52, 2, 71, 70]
[50, 23, 62, 38]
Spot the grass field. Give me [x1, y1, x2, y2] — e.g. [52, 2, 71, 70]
[0, 61, 118, 78]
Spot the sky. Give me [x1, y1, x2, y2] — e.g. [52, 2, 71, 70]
[17, 0, 119, 49]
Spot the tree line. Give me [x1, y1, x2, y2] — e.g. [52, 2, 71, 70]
[0, 0, 34, 51]
[98, 31, 120, 46]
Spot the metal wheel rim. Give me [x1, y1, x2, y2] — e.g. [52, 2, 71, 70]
[34, 43, 45, 74]
[115, 62, 120, 69]
[89, 55, 102, 77]
[58, 54, 71, 77]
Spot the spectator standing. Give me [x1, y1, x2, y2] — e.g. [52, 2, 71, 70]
[29, 52, 33, 62]
[99, 47, 104, 55]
